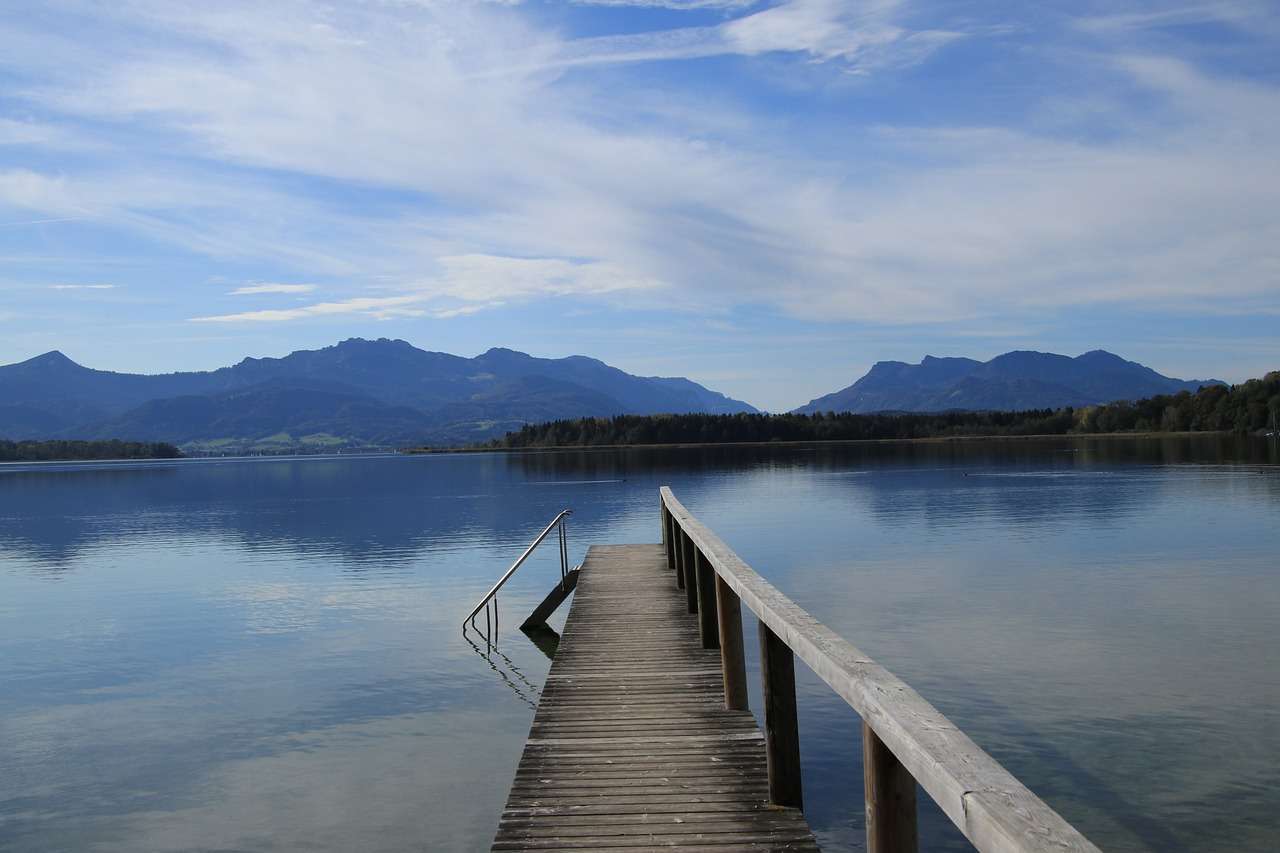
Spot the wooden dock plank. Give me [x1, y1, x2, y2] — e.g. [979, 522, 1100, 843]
[491, 544, 819, 853]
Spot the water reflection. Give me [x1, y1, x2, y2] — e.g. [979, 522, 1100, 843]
[520, 624, 561, 660]
[0, 455, 605, 572]
[462, 631, 542, 710]
[1, 438, 1277, 852]
[3, 438, 1275, 574]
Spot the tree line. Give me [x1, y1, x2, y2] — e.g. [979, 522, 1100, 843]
[491, 371, 1280, 449]
[0, 439, 183, 462]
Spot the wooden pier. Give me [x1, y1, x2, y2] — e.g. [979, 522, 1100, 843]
[491, 543, 819, 851]
[488, 489, 1102, 853]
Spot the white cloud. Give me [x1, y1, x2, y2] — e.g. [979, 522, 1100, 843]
[520, 0, 958, 74]
[571, 0, 757, 9]
[726, 0, 909, 62]
[2, 0, 1277, 333]
[0, 216, 84, 227]
[191, 295, 432, 324]
[49, 283, 116, 290]
[0, 169, 87, 216]
[189, 297, 496, 324]
[1074, 1, 1273, 34]
[229, 283, 317, 295]
[191, 254, 657, 323]
[0, 118, 61, 146]
[434, 254, 663, 301]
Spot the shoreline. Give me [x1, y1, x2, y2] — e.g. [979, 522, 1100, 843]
[401, 429, 1237, 455]
[5, 430, 1260, 464]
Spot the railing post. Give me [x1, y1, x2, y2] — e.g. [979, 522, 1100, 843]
[668, 512, 680, 577]
[672, 516, 686, 590]
[693, 549, 719, 649]
[661, 503, 672, 568]
[758, 622, 802, 810]
[714, 575, 748, 710]
[863, 722, 918, 853]
[681, 530, 698, 613]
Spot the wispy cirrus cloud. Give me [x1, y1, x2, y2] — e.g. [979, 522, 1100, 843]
[570, 0, 758, 9]
[1073, 1, 1275, 34]
[723, 0, 959, 66]
[0, 118, 63, 146]
[49, 283, 115, 290]
[229, 283, 316, 296]
[191, 254, 658, 323]
[191, 297, 498, 324]
[515, 0, 959, 75]
[2, 216, 84, 227]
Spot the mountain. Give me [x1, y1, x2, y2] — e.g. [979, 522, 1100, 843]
[82, 379, 438, 448]
[794, 350, 1223, 414]
[0, 339, 758, 450]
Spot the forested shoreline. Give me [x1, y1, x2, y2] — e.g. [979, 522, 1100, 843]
[490, 372, 1280, 449]
[0, 440, 183, 462]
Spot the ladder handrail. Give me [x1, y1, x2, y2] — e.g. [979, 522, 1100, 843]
[463, 509, 572, 626]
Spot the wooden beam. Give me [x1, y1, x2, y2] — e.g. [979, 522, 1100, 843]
[694, 548, 720, 650]
[521, 569, 580, 630]
[672, 515, 685, 590]
[715, 575, 749, 711]
[660, 503, 669, 564]
[864, 721, 918, 853]
[758, 622, 802, 810]
[681, 530, 698, 614]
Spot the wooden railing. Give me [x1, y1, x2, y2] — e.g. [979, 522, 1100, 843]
[659, 486, 1101, 853]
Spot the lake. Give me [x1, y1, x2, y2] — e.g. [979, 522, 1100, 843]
[1, 436, 1277, 852]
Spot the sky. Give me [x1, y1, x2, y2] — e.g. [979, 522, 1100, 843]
[1, 0, 1278, 412]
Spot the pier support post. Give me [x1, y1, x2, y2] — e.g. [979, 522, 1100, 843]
[694, 549, 720, 649]
[715, 575, 748, 710]
[682, 531, 698, 614]
[663, 508, 678, 577]
[672, 517, 686, 590]
[660, 503, 670, 566]
[863, 722, 918, 853]
[759, 622, 803, 810]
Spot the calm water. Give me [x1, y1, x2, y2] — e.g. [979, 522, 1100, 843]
[1, 437, 1278, 852]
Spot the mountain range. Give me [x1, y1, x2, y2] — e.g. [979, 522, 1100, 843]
[0, 339, 756, 451]
[794, 350, 1223, 415]
[0, 342, 1228, 450]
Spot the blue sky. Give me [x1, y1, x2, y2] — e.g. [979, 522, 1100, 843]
[1, 0, 1277, 411]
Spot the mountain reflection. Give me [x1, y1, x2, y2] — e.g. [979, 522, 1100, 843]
[2, 437, 1276, 573]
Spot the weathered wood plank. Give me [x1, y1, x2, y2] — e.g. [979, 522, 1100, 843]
[493, 830, 819, 850]
[491, 544, 818, 852]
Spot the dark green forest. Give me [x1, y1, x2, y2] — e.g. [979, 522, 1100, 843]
[492, 371, 1280, 448]
[0, 439, 183, 462]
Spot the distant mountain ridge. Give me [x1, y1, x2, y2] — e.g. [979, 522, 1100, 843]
[794, 350, 1223, 414]
[0, 339, 758, 451]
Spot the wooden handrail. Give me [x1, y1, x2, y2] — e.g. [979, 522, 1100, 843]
[660, 486, 1101, 853]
